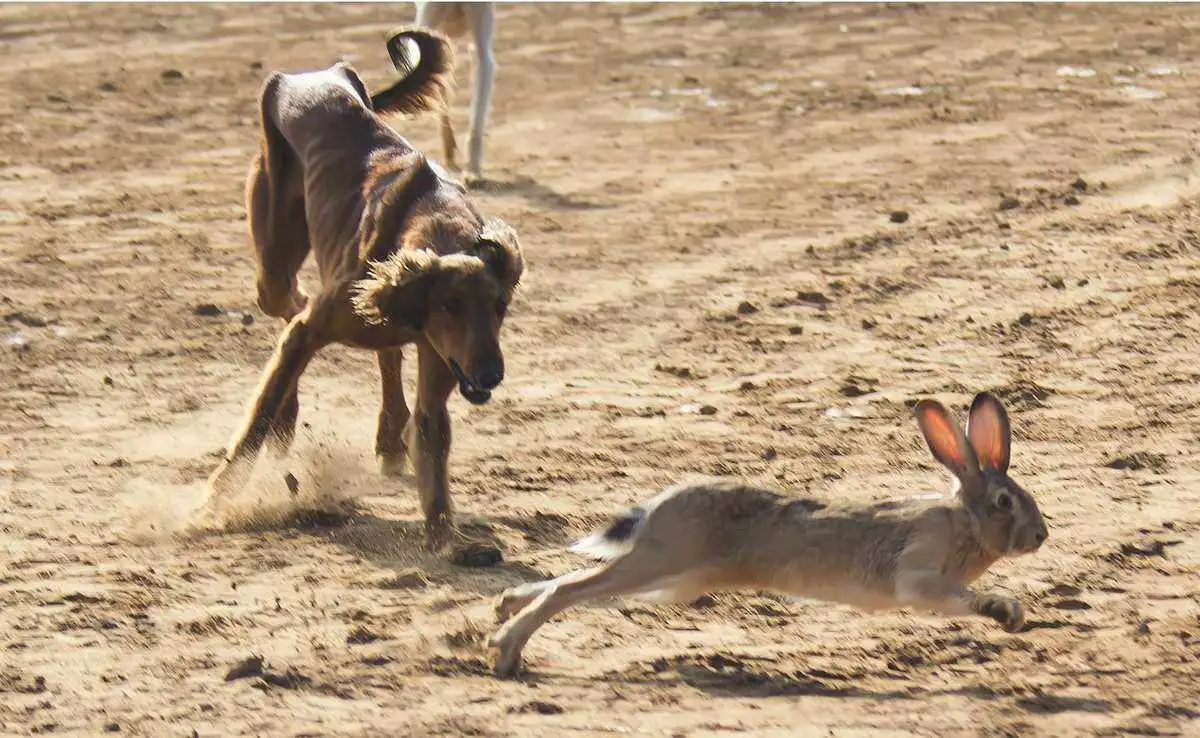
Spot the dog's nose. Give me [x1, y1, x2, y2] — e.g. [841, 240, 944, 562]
[475, 357, 504, 390]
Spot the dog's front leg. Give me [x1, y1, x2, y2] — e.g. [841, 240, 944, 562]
[406, 341, 457, 543]
[207, 311, 325, 504]
[375, 347, 411, 477]
[265, 389, 299, 458]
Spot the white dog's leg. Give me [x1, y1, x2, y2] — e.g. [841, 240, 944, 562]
[464, 3, 495, 179]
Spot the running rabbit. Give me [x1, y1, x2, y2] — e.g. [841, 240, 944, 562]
[488, 392, 1047, 677]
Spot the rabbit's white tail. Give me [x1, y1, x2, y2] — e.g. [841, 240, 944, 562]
[568, 505, 647, 560]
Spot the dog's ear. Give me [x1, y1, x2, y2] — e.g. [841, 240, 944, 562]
[351, 249, 441, 331]
[475, 219, 524, 296]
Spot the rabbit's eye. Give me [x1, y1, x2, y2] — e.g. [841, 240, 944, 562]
[995, 493, 1013, 511]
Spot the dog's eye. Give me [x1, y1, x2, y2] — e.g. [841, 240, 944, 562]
[442, 298, 462, 315]
[496, 300, 509, 317]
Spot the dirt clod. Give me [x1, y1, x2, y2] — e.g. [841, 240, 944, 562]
[450, 542, 503, 568]
[1105, 452, 1168, 472]
[225, 656, 264, 682]
[796, 291, 831, 306]
[511, 700, 565, 715]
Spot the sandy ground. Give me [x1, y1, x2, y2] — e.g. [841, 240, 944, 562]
[2, 3, 1199, 736]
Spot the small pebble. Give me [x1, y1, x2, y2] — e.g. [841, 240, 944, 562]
[998, 197, 1020, 211]
[736, 301, 760, 315]
[193, 303, 222, 317]
[161, 69, 184, 81]
[1073, 177, 1089, 192]
[889, 210, 909, 224]
[1064, 195, 1081, 206]
[699, 405, 718, 416]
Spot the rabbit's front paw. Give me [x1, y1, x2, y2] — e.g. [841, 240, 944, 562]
[976, 594, 1026, 632]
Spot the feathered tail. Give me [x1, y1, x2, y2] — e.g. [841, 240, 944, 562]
[370, 27, 454, 116]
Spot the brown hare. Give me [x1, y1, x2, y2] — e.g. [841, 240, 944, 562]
[489, 392, 1047, 677]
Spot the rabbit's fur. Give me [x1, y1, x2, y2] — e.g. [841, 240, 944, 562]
[488, 392, 1048, 678]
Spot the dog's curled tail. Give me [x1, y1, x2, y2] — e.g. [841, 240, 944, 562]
[370, 27, 454, 116]
[568, 506, 648, 561]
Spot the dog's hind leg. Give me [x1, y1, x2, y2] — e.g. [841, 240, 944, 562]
[405, 341, 457, 540]
[208, 309, 326, 502]
[248, 78, 311, 322]
[248, 151, 310, 321]
[376, 347, 411, 477]
[416, 2, 463, 172]
[439, 112, 459, 173]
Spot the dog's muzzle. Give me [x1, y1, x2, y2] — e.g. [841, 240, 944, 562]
[449, 359, 496, 405]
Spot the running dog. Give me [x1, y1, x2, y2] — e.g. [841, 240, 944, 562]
[205, 28, 524, 551]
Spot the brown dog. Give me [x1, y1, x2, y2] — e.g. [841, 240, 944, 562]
[205, 28, 524, 547]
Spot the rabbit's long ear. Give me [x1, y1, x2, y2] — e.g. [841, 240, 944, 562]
[967, 392, 1011, 474]
[915, 399, 981, 487]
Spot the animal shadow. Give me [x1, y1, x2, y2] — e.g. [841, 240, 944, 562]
[468, 173, 608, 211]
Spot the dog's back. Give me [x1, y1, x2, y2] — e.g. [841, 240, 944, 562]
[263, 64, 375, 149]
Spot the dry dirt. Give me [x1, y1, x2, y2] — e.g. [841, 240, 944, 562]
[2, 3, 1199, 736]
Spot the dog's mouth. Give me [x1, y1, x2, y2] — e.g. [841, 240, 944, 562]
[449, 359, 492, 405]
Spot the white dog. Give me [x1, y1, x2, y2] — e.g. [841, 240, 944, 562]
[414, 2, 496, 180]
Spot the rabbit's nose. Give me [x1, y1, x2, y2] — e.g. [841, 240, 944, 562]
[1034, 529, 1048, 547]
